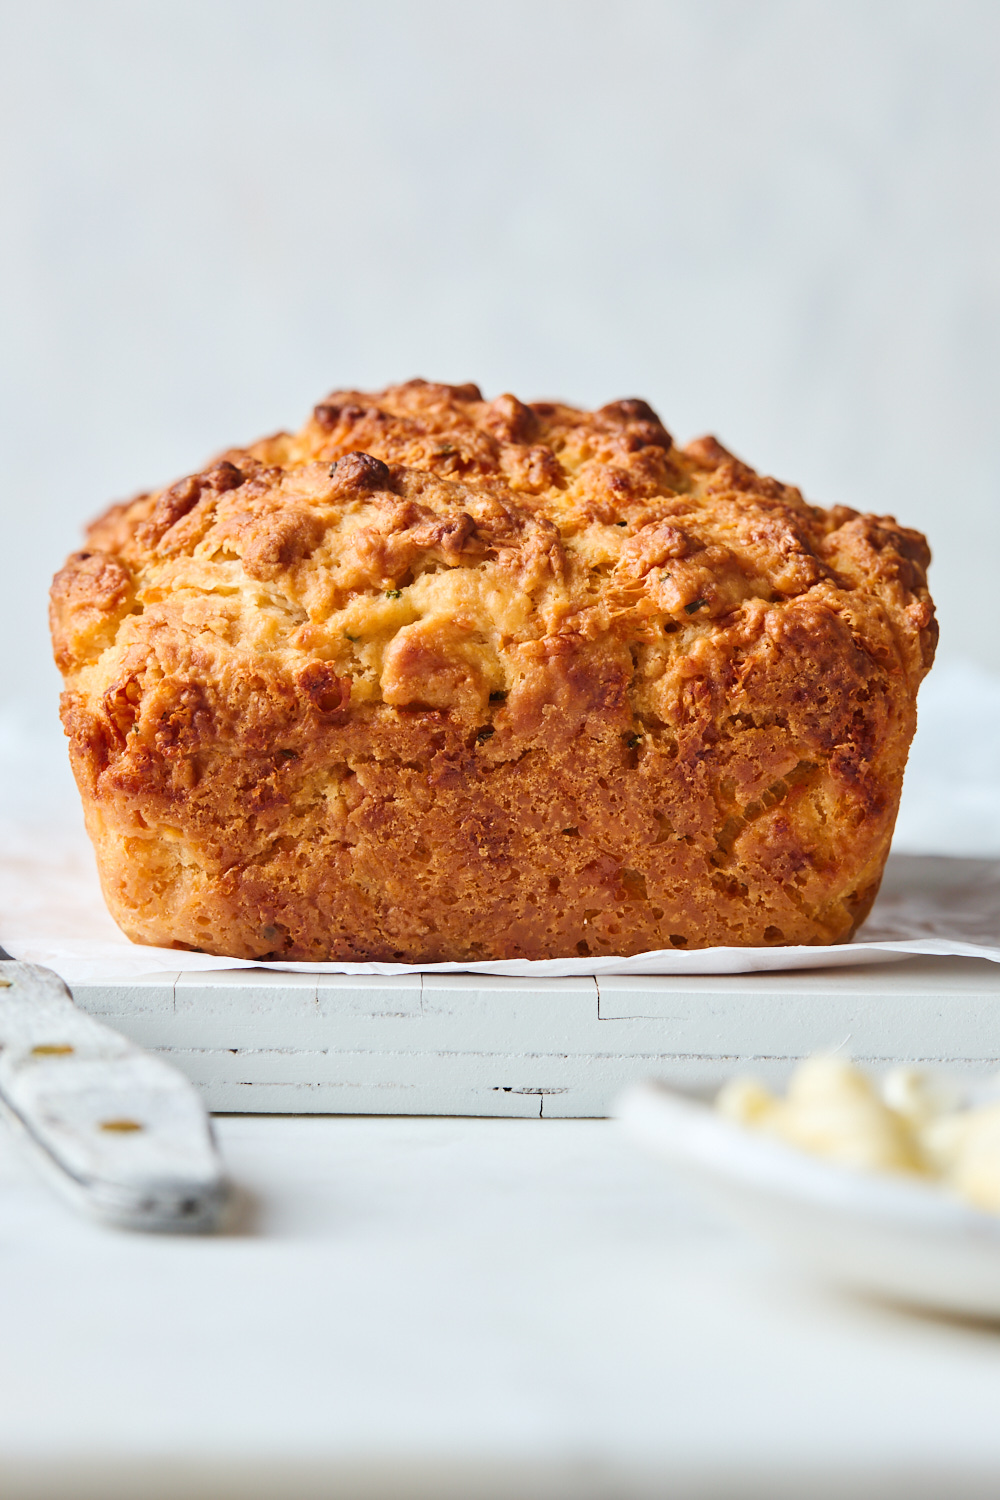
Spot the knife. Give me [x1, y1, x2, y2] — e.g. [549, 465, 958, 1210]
[0, 950, 227, 1231]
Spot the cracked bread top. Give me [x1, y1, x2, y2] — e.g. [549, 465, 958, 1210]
[52, 379, 936, 743]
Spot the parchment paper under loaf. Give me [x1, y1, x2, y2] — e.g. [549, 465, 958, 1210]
[0, 823, 996, 985]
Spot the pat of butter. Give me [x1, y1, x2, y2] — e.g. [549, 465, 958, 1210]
[718, 1057, 1000, 1213]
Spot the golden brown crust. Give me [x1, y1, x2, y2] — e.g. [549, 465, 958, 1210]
[50, 380, 936, 960]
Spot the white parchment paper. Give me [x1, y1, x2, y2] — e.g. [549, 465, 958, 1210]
[0, 816, 997, 985]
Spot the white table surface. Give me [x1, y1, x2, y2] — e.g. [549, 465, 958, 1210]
[3, 1115, 1000, 1499]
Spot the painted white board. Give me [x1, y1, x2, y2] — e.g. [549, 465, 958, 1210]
[68, 956, 1000, 1117]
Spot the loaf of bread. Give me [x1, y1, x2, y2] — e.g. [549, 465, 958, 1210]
[50, 381, 936, 961]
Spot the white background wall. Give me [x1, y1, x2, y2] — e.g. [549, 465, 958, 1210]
[1, 0, 998, 845]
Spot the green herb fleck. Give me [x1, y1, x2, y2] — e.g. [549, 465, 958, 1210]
[344, 632, 360, 642]
[626, 733, 642, 749]
[385, 589, 402, 600]
[684, 599, 708, 615]
[476, 726, 495, 744]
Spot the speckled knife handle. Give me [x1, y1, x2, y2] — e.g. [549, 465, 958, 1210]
[0, 960, 227, 1231]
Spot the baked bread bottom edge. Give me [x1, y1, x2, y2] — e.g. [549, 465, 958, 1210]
[68, 705, 900, 962]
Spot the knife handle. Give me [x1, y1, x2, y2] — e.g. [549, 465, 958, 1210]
[0, 961, 227, 1231]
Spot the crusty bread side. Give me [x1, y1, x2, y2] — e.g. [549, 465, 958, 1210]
[50, 381, 937, 960]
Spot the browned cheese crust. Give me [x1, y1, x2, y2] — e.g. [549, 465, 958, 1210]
[50, 381, 937, 960]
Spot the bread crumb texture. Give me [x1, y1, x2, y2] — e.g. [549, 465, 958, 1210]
[50, 381, 937, 961]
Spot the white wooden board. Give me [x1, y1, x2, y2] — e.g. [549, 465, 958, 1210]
[69, 955, 1000, 1116]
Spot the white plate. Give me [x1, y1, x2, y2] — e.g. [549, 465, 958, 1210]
[617, 1079, 1000, 1318]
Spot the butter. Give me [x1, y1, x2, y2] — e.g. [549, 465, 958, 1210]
[718, 1057, 1000, 1213]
